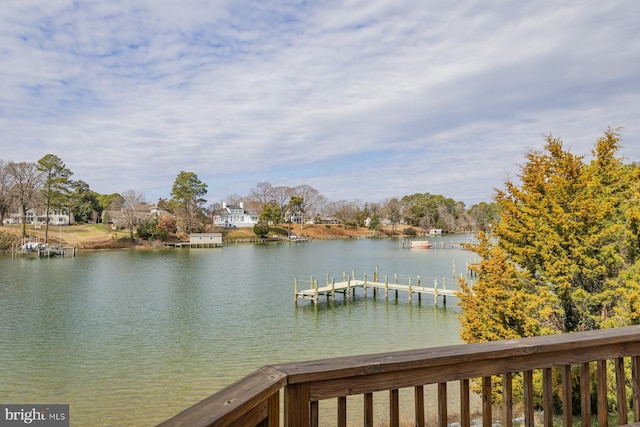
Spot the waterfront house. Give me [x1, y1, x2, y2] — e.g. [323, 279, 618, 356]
[3, 208, 74, 226]
[104, 204, 176, 229]
[213, 202, 259, 228]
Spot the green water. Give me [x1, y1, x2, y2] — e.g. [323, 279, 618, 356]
[0, 237, 477, 426]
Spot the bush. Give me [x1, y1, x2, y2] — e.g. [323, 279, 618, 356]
[253, 221, 270, 238]
[0, 230, 19, 251]
[404, 227, 417, 236]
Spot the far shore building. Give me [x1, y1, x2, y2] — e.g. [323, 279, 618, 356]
[213, 202, 259, 228]
[188, 233, 223, 247]
[103, 204, 176, 229]
[3, 208, 74, 226]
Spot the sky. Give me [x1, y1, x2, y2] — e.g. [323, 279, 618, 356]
[1, 0, 639, 207]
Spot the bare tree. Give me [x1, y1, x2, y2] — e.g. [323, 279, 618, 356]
[249, 182, 274, 205]
[382, 198, 403, 231]
[205, 202, 222, 228]
[290, 185, 325, 227]
[225, 193, 243, 205]
[119, 189, 146, 240]
[272, 186, 293, 224]
[7, 161, 44, 241]
[0, 160, 11, 226]
[327, 200, 357, 227]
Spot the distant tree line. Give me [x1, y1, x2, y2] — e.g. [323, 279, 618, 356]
[0, 155, 499, 242]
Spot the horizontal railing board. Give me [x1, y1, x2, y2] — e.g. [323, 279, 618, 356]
[157, 366, 286, 427]
[306, 342, 640, 400]
[158, 325, 640, 426]
[273, 326, 640, 385]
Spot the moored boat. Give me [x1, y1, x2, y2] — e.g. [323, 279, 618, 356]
[410, 240, 432, 249]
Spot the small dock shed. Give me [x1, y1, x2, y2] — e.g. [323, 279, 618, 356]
[188, 233, 222, 248]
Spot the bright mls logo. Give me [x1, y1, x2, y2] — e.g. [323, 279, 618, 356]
[0, 405, 68, 426]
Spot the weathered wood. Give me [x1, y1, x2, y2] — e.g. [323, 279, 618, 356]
[161, 326, 640, 427]
[390, 389, 399, 427]
[482, 376, 491, 427]
[543, 368, 553, 427]
[310, 401, 318, 427]
[562, 365, 573, 427]
[257, 392, 279, 427]
[502, 373, 512, 427]
[438, 382, 447, 427]
[634, 355, 640, 422]
[275, 326, 640, 388]
[598, 360, 609, 427]
[581, 362, 591, 427]
[285, 382, 310, 427]
[616, 358, 628, 425]
[415, 385, 425, 427]
[460, 379, 470, 427]
[299, 340, 640, 400]
[337, 396, 347, 427]
[364, 392, 373, 427]
[157, 366, 286, 427]
[523, 370, 534, 427]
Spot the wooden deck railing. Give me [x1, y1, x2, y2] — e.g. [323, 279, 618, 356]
[158, 325, 640, 427]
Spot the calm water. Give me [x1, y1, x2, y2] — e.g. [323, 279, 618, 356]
[0, 236, 478, 426]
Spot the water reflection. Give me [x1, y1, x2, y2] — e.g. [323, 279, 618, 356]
[0, 237, 474, 426]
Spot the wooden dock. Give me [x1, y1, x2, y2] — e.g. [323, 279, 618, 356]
[11, 244, 77, 258]
[294, 267, 475, 306]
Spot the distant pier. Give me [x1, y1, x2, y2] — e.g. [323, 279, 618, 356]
[11, 244, 77, 258]
[294, 265, 477, 306]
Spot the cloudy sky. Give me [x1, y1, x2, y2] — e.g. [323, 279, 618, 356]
[1, 0, 639, 206]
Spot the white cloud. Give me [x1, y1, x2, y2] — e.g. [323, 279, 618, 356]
[1, 0, 639, 206]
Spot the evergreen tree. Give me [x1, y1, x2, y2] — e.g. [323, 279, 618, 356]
[37, 154, 73, 243]
[460, 129, 639, 340]
[459, 129, 640, 411]
[170, 171, 207, 234]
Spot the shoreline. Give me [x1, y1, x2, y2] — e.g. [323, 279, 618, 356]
[0, 223, 465, 252]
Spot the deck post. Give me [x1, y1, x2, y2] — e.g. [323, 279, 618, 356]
[434, 279, 439, 307]
[385, 276, 389, 301]
[417, 276, 422, 303]
[443, 278, 447, 305]
[375, 265, 379, 282]
[408, 277, 412, 303]
[352, 271, 356, 298]
[347, 278, 351, 302]
[331, 279, 335, 303]
[314, 280, 318, 305]
[294, 278, 298, 305]
[395, 274, 399, 300]
[453, 259, 456, 277]
[285, 383, 310, 427]
[363, 273, 367, 299]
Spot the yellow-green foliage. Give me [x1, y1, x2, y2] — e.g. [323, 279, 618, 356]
[458, 129, 640, 411]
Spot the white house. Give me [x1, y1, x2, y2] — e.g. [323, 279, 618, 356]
[213, 202, 259, 228]
[3, 208, 74, 225]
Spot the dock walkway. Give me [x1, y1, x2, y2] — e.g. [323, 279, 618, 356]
[294, 266, 476, 306]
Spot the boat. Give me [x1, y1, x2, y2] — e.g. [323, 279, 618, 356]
[410, 240, 432, 249]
